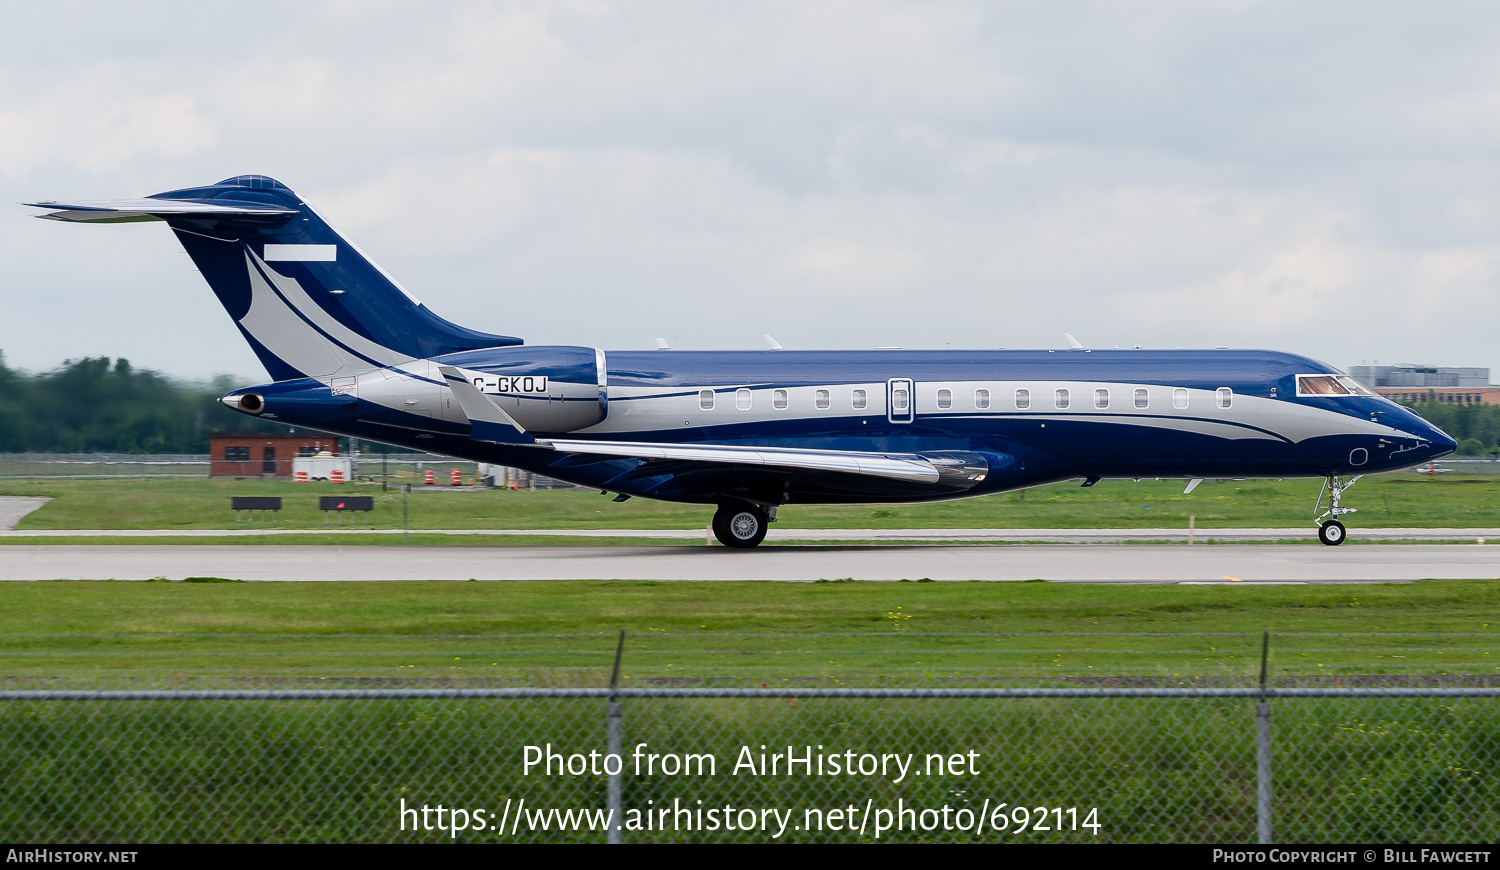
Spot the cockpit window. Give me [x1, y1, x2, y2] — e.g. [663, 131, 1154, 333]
[1296, 375, 1351, 397]
[1336, 376, 1375, 397]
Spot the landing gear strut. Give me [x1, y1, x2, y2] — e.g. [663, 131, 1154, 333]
[712, 503, 772, 548]
[1313, 474, 1361, 546]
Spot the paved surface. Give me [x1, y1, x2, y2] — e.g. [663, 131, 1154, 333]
[0, 497, 50, 531]
[2, 544, 1498, 583]
[2, 526, 1497, 543]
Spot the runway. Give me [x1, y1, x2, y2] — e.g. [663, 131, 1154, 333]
[2, 544, 1499, 583]
[3, 527, 1496, 542]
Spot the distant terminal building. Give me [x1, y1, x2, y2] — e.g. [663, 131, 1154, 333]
[1374, 387, 1500, 407]
[1348, 364, 1490, 389]
[1347, 364, 1499, 407]
[209, 432, 346, 478]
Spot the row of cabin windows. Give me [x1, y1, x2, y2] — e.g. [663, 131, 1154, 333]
[698, 386, 1234, 411]
[709, 388, 860, 411]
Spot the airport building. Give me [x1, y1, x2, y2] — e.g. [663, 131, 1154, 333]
[1348, 364, 1499, 406]
[1348, 364, 1490, 389]
[1374, 387, 1500, 406]
[208, 432, 346, 478]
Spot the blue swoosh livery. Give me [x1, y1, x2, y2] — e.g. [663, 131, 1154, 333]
[28, 176, 1457, 547]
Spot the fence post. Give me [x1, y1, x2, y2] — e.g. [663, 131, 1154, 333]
[1256, 631, 1273, 844]
[607, 630, 626, 844]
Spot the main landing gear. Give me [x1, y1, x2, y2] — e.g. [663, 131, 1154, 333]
[1313, 474, 1362, 546]
[712, 503, 773, 548]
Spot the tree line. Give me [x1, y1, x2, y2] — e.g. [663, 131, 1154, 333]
[1, 351, 1497, 456]
[0, 353, 287, 453]
[1395, 399, 1500, 457]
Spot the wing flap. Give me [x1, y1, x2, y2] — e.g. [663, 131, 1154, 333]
[545, 439, 942, 484]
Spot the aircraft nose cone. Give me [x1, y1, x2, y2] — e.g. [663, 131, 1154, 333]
[1432, 429, 1458, 457]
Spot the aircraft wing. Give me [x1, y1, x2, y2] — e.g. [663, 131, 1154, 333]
[543, 439, 949, 484]
[26, 198, 299, 223]
[438, 366, 987, 487]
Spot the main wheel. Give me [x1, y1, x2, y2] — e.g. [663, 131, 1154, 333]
[712, 504, 769, 548]
[1318, 520, 1346, 546]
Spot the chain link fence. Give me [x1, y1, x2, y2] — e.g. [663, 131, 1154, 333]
[0, 452, 576, 488]
[2, 686, 1496, 844]
[0, 453, 209, 478]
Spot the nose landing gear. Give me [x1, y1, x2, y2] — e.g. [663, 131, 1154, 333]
[1313, 474, 1362, 546]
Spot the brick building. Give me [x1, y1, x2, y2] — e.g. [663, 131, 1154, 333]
[1374, 387, 1500, 407]
[209, 432, 345, 478]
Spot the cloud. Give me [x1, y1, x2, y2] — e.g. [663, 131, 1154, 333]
[2, 1, 1499, 377]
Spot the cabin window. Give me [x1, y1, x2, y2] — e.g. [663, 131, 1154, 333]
[773, 389, 789, 410]
[937, 389, 952, 410]
[852, 389, 867, 410]
[975, 389, 991, 410]
[699, 390, 715, 411]
[1055, 388, 1070, 410]
[1134, 388, 1148, 409]
[1173, 388, 1189, 410]
[736, 388, 751, 410]
[815, 389, 830, 410]
[1216, 387, 1232, 409]
[1094, 388, 1109, 410]
[893, 388, 910, 412]
[1015, 388, 1031, 410]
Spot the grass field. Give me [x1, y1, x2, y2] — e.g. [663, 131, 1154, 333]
[2, 578, 1495, 685]
[3, 579, 1497, 843]
[4, 571, 1498, 843]
[3, 472, 1499, 534]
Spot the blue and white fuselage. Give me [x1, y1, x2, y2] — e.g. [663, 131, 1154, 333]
[28, 175, 1455, 546]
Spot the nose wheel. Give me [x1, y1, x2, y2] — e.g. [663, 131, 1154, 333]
[1313, 474, 1361, 546]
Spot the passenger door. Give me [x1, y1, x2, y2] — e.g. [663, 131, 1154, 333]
[887, 378, 914, 424]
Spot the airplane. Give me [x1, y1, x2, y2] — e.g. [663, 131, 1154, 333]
[27, 175, 1457, 547]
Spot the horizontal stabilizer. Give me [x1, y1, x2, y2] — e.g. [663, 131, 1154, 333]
[438, 366, 535, 445]
[25, 198, 298, 223]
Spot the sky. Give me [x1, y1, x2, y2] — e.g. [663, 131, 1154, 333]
[2, 1, 1498, 383]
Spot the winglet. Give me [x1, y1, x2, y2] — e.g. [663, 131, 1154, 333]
[438, 366, 536, 445]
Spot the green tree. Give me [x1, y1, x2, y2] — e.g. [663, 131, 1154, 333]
[0, 354, 287, 453]
[1399, 400, 1500, 455]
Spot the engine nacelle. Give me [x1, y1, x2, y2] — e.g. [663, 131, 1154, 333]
[435, 345, 606, 434]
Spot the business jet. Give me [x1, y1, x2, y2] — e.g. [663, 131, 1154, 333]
[27, 175, 1456, 547]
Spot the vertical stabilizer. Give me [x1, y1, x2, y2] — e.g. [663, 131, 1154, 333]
[29, 175, 522, 381]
